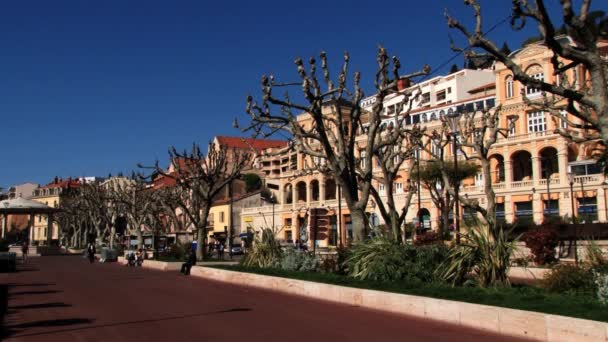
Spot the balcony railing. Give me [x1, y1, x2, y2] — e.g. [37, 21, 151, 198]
[574, 174, 603, 184]
[511, 180, 534, 188]
[500, 131, 556, 143]
[493, 182, 506, 189]
[538, 178, 560, 186]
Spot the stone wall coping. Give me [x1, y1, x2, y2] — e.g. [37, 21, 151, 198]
[190, 266, 607, 342]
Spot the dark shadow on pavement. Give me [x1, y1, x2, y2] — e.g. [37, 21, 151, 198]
[0, 284, 8, 339]
[8, 283, 55, 287]
[3, 318, 94, 339]
[7, 307, 252, 339]
[11, 290, 61, 296]
[10, 302, 72, 310]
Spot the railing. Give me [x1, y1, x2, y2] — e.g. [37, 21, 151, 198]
[500, 131, 556, 143]
[511, 180, 534, 188]
[574, 174, 603, 184]
[493, 182, 506, 189]
[538, 178, 560, 186]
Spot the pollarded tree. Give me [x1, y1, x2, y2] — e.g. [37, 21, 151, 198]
[146, 143, 250, 260]
[446, 0, 608, 155]
[410, 160, 480, 238]
[110, 176, 158, 249]
[241, 47, 429, 241]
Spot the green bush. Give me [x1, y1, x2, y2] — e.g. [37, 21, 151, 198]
[166, 243, 187, 260]
[346, 235, 448, 283]
[596, 272, 608, 305]
[241, 228, 282, 268]
[439, 224, 516, 287]
[541, 264, 596, 294]
[279, 248, 319, 272]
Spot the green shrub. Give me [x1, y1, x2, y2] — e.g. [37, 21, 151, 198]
[439, 224, 516, 287]
[166, 243, 187, 260]
[586, 240, 608, 271]
[541, 264, 595, 294]
[595, 272, 608, 305]
[279, 248, 319, 272]
[346, 235, 447, 283]
[241, 228, 282, 268]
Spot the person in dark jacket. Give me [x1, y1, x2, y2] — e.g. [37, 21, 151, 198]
[87, 243, 96, 263]
[181, 251, 197, 275]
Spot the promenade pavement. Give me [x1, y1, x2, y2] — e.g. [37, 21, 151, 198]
[1, 256, 530, 341]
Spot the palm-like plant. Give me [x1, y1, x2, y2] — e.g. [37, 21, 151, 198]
[439, 224, 517, 287]
[241, 228, 282, 268]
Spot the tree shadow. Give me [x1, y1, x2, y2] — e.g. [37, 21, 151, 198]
[9, 283, 55, 287]
[10, 302, 72, 310]
[2, 318, 94, 338]
[11, 290, 61, 296]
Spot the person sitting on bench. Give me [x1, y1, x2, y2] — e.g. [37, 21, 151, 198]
[181, 250, 197, 275]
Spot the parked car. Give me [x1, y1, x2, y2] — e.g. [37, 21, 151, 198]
[230, 245, 243, 255]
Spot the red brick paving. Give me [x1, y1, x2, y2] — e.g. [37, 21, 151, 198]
[2, 256, 530, 341]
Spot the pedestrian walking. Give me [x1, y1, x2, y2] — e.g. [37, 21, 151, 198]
[218, 242, 224, 260]
[87, 243, 96, 264]
[181, 250, 197, 275]
[21, 241, 29, 264]
[208, 240, 214, 258]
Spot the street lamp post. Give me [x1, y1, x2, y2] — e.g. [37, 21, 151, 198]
[445, 109, 461, 243]
[544, 159, 553, 221]
[416, 147, 422, 231]
[567, 171, 578, 265]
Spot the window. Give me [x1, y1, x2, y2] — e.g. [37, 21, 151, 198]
[429, 112, 437, 121]
[578, 197, 598, 222]
[393, 146, 401, 165]
[447, 87, 452, 94]
[526, 72, 544, 95]
[569, 162, 603, 176]
[420, 92, 430, 104]
[465, 102, 475, 113]
[475, 173, 483, 187]
[527, 111, 546, 132]
[485, 98, 495, 108]
[505, 76, 514, 98]
[421, 113, 428, 122]
[360, 150, 367, 169]
[395, 182, 404, 194]
[560, 110, 568, 129]
[431, 140, 441, 157]
[412, 114, 420, 124]
[544, 200, 559, 216]
[475, 101, 484, 111]
[436, 90, 446, 102]
[379, 184, 386, 196]
[219, 212, 224, 223]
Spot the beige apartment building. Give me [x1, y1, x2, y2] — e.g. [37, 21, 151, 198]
[241, 38, 608, 244]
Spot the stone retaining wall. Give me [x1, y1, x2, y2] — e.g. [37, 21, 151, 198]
[190, 266, 607, 341]
[116, 257, 181, 271]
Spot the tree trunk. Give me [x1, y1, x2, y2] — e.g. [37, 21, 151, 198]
[135, 226, 143, 249]
[109, 225, 115, 249]
[196, 225, 206, 261]
[349, 209, 368, 241]
[481, 158, 497, 235]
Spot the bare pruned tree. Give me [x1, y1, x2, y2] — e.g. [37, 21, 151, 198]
[446, 0, 608, 154]
[110, 176, 157, 249]
[241, 47, 429, 241]
[418, 107, 518, 235]
[144, 143, 250, 260]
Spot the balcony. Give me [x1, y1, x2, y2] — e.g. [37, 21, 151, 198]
[538, 178, 560, 186]
[573, 174, 603, 185]
[511, 180, 534, 188]
[497, 131, 557, 144]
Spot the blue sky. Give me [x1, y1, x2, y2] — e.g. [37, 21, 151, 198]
[0, 1, 568, 188]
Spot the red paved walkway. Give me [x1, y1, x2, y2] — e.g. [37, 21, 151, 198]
[2, 256, 529, 341]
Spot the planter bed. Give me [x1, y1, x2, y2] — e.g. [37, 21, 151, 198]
[191, 265, 607, 341]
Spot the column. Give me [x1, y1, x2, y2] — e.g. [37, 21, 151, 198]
[320, 177, 326, 204]
[504, 160, 513, 189]
[504, 195, 514, 224]
[306, 181, 311, 204]
[47, 213, 53, 245]
[292, 185, 297, 210]
[28, 214, 34, 242]
[1, 214, 7, 239]
[532, 192, 543, 224]
[557, 149, 568, 186]
[598, 187, 607, 222]
[531, 156, 540, 185]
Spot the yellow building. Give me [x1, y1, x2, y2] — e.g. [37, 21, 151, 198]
[31, 178, 81, 245]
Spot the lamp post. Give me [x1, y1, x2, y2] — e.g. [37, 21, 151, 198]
[416, 147, 422, 231]
[567, 171, 578, 264]
[544, 158, 553, 221]
[262, 192, 276, 230]
[445, 109, 461, 243]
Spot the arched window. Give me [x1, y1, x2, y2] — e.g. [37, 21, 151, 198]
[421, 113, 428, 122]
[505, 75, 514, 98]
[439, 110, 445, 119]
[430, 112, 437, 121]
[525, 65, 544, 96]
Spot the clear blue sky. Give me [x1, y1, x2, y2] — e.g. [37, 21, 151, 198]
[0, 0, 566, 188]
